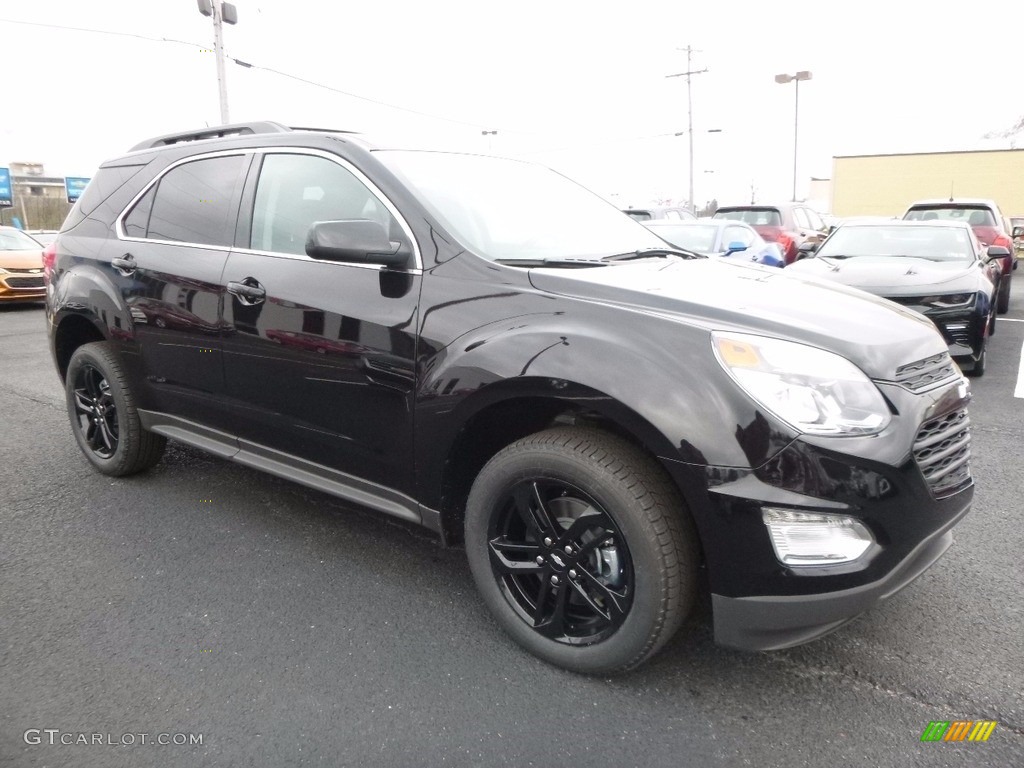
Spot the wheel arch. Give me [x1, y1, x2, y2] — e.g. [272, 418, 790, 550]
[434, 379, 694, 546]
[53, 312, 108, 382]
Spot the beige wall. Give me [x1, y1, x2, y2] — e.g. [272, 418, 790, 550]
[831, 150, 1024, 218]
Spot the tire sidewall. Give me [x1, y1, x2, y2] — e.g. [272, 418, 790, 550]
[466, 442, 674, 674]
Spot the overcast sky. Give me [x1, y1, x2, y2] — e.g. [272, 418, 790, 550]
[1, 0, 1021, 209]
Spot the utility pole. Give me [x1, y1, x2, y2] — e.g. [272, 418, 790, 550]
[197, 0, 238, 125]
[667, 47, 708, 214]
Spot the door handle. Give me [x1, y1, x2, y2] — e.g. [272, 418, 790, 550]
[112, 254, 136, 275]
[227, 278, 266, 305]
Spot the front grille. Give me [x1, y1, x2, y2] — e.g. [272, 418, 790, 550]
[913, 409, 971, 498]
[3, 267, 44, 274]
[4, 276, 45, 289]
[894, 352, 958, 392]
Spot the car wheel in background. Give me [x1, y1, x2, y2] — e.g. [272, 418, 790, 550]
[997, 274, 1011, 314]
[65, 342, 167, 476]
[464, 427, 699, 675]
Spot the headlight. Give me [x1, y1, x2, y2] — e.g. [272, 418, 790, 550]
[712, 332, 891, 436]
[762, 508, 874, 566]
[918, 293, 974, 309]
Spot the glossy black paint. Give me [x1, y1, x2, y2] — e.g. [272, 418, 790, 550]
[46, 129, 974, 651]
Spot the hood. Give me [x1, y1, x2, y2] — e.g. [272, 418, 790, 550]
[528, 259, 947, 380]
[0, 248, 45, 270]
[786, 256, 986, 296]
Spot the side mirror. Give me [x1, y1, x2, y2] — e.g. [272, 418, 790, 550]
[306, 220, 412, 268]
[726, 241, 747, 253]
[986, 245, 1011, 260]
[796, 241, 818, 260]
[1013, 226, 1024, 239]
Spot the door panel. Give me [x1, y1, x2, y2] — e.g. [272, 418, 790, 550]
[220, 253, 419, 494]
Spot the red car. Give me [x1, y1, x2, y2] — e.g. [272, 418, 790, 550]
[712, 203, 829, 264]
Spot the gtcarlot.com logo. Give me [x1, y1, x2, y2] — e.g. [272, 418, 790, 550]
[24, 729, 204, 747]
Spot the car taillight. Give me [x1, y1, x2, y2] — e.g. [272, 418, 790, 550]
[776, 233, 796, 264]
[992, 233, 1013, 250]
[42, 242, 57, 282]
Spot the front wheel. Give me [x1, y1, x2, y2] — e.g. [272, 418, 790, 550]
[997, 273, 1011, 314]
[65, 342, 167, 476]
[464, 427, 699, 675]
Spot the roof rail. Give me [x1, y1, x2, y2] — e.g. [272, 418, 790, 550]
[129, 121, 293, 152]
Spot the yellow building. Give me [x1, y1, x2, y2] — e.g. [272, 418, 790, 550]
[831, 149, 1024, 219]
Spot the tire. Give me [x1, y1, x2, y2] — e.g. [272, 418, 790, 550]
[65, 342, 167, 476]
[966, 342, 986, 378]
[464, 427, 699, 675]
[997, 273, 1010, 315]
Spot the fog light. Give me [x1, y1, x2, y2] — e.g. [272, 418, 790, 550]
[762, 508, 874, 566]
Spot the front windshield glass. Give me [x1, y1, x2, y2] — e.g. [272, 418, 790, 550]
[650, 224, 718, 252]
[375, 151, 665, 262]
[818, 225, 974, 262]
[0, 228, 42, 251]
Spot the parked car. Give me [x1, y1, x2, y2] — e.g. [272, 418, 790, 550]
[712, 203, 829, 264]
[621, 205, 696, 222]
[25, 229, 59, 247]
[642, 218, 784, 266]
[47, 121, 973, 674]
[1010, 216, 1024, 252]
[787, 220, 1002, 376]
[902, 199, 1017, 314]
[0, 226, 46, 303]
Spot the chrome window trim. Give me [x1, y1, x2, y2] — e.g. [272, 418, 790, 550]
[115, 145, 423, 271]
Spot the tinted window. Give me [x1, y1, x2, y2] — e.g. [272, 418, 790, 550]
[147, 155, 246, 246]
[123, 185, 156, 238]
[713, 208, 782, 226]
[251, 153, 400, 256]
[904, 206, 996, 226]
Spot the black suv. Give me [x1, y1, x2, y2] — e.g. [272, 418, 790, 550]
[46, 122, 973, 674]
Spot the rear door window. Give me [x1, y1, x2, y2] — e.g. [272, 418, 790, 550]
[143, 155, 247, 246]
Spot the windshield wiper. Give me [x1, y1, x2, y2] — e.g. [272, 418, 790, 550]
[603, 247, 706, 262]
[494, 257, 608, 268]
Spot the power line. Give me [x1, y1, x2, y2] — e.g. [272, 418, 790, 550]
[0, 17, 205, 50]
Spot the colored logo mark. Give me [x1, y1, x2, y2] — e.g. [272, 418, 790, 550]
[920, 720, 997, 742]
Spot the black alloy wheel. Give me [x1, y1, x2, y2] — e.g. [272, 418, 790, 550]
[71, 363, 119, 459]
[65, 342, 166, 476]
[486, 478, 634, 645]
[465, 427, 699, 675]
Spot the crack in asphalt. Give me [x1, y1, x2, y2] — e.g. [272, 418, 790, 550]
[769, 654, 1024, 736]
[7, 387, 62, 411]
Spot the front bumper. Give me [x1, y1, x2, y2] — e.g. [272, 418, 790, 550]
[712, 496, 969, 650]
[0, 272, 46, 301]
[661, 371, 973, 653]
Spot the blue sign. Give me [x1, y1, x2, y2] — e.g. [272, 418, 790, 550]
[65, 176, 91, 204]
[0, 167, 12, 209]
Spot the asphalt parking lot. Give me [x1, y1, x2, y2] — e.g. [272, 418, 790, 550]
[1, 297, 1022, 767]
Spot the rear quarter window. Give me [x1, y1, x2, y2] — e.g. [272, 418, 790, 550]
[60, 163, 147, 233]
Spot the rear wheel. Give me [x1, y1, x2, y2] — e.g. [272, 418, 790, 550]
[65, 342, 166, 476]
[464, 427, 699, 675]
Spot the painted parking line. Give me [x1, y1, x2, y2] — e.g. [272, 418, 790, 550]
[1017, 341, 1024, 399]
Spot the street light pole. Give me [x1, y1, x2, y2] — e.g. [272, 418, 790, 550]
[667, 47, 708, 214]
[197, 0, 239, 125]
[774, 70, 812, 202]
[481, 130, 498, 153]
[674, 128, 721, 212]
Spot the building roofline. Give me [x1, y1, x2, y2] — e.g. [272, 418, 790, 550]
[833, 147, 1024, 160]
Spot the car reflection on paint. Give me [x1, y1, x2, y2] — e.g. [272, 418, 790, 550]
[264, 329, 370, 356]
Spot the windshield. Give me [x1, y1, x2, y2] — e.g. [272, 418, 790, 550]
[904, 206, 996, 227]
[713, 208, 782, 226]
[818, 225, 974, 262]
[375, 151, 665, 262]
[649, 224, 719, 252]
[0, 228, 42, 251]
